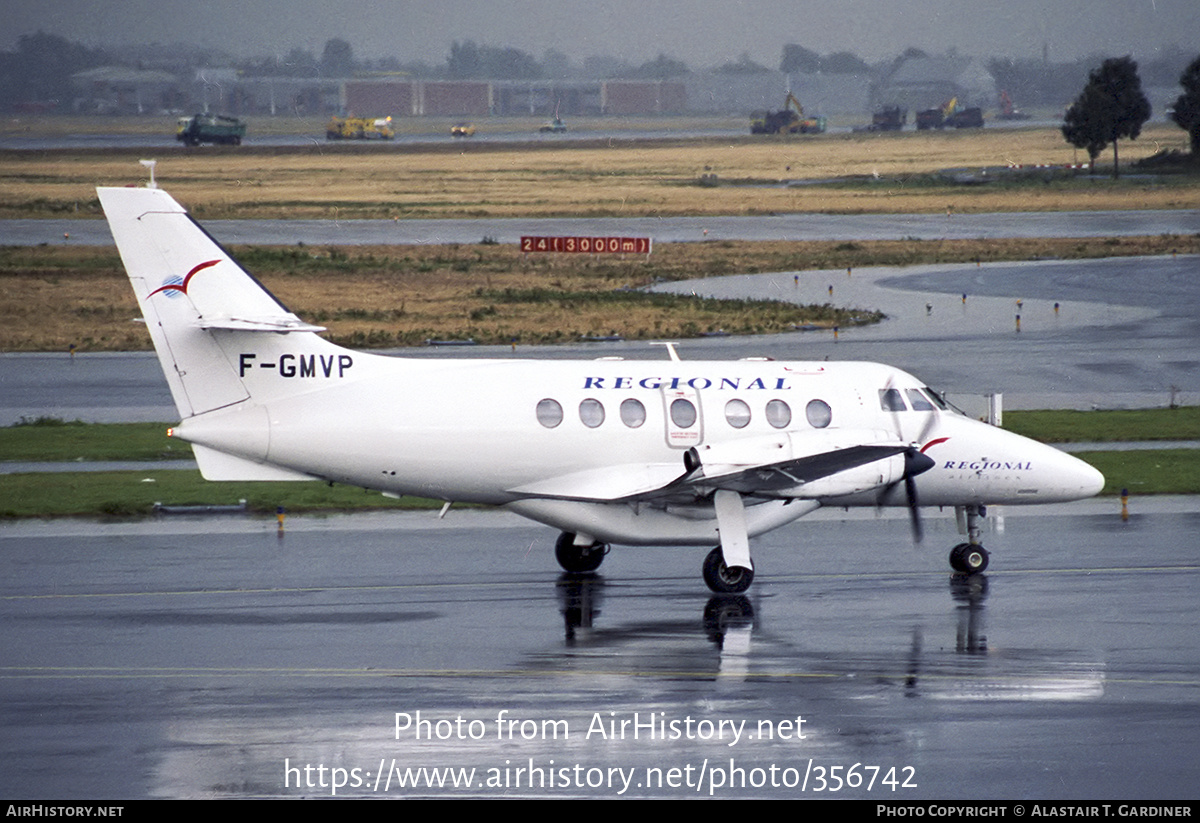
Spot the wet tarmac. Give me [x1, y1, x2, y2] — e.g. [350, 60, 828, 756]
[5, 209, 1199, 247]
[1, 500, 1197, 799]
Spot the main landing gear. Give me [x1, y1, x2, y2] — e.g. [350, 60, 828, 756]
[702, 547, 755, 594]
[555, 532, 608, 574]
[949, 504, 989, 574]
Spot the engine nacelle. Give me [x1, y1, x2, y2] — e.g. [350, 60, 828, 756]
[785, 454, 905, 498]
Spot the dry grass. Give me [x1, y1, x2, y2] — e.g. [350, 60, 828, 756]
[3, 235, 1197, 353]
[1, 123, 1195, 219]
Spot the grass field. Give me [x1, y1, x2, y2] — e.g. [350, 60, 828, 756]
[3, 120, 1197, 352]
[4, 235, 1197, 353]
[1, 121, 1195, 219]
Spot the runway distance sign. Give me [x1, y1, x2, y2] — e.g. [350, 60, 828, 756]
[521, 236, 652, 255]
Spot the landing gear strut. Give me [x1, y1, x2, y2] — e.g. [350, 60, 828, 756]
[949, 504, 989, 574]
[702, 547, 754, 594]
[555, 532, 607, 573]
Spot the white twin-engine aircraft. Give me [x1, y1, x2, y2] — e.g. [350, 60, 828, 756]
[99, 186, 1105, 593]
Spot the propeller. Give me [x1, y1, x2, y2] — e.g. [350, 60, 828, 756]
[880, 374, 942, 543]
[900, 447, 936, 542]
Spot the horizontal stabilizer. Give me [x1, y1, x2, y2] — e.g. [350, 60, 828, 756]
[192, 444, 318, 482]
[197, 316, 327, 333]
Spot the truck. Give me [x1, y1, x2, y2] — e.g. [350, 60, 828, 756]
[870, 106, 907, 131]
[176, 113, 246, 146]
[916, 98, 984, 130]
[750, 92, 826, 135]
[326, 116, 395, 140]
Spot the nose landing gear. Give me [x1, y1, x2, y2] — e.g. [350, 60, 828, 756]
[949, 504, 989, 574]
[949, 542, 989, 573]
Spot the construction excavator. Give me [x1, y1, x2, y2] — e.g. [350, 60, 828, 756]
[916, 97, 983, 130]
[750, 92, 826, 135]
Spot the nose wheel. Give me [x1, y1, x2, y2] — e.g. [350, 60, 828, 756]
[949, 504, 989, 574]
[949, 543, 989, 574]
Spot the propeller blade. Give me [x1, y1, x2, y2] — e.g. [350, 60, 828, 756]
[905, 468, 923, 543]
[901, 449, 934, 543]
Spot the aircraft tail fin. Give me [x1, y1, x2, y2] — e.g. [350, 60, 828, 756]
[98, 186, 335, 418]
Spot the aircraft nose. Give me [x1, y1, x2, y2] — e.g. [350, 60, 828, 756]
[1057, 451, 1105, 499]
[1076, 458, 1106, 498]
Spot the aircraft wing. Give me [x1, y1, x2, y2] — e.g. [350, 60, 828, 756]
[683, 443, 909, 497]
[507, 431, 908, 503]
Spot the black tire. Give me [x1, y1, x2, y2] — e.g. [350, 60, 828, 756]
[961, 545, 989, 574]
[950, 543, 989, 574]
[702, 547, 754, 594]
[555, 532, 606, 573]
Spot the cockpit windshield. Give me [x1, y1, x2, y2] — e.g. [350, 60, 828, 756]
[923, 387, 966, 415]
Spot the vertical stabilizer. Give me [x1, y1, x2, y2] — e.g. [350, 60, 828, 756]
[98, 186, 327, 418]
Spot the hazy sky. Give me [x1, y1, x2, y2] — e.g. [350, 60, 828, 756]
[4, 0, 1197, 67]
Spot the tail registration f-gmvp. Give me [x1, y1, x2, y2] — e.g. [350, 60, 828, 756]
[99, 186, 1104, 593]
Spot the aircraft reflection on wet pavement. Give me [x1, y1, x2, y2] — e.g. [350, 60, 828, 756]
[550, 572, 1103, 702]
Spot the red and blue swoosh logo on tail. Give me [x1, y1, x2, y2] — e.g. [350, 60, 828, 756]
[148, 259, 221, 298]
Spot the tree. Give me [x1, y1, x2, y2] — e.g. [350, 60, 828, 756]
[447, 40, 481, 78]
[623, 54, 689, 79]
[780, 44, 820, 74]
[820, 51, 871, 75]
[0, 32, 106, 111]
[446, 41, 540, 79]
[320, 38, 355, 77]
[1061, 56, 1151, 178]
[715, 53, 770, 74]
[1062, 85, 1110, 173]
[1170, 54, 1200, 156]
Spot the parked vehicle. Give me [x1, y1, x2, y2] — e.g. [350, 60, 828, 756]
[176, 113, 246, 146]
[326, 116, 395, 140]
[750, 92, 826, 135]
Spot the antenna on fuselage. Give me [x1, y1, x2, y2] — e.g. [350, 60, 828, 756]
[650, 341, 681, 361]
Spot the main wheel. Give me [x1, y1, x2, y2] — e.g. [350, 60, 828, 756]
[555, 532, 606, 573]
[702, 547, 754, 594]
[949, 543, 989, 574]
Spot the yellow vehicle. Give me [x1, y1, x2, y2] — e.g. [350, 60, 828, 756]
[326, 116, 395, 140]
[750, 92, 826, 135]
[450, 122, 476, 137]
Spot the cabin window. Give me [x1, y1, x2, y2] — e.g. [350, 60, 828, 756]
[806, 399, 832, 428]
[579, 398, 605, 428]
[536, 398, 563, 428]
[670, 398, 697, 428]
[879, 388, 907, 411]
[765, 399, 792, 429]
[906, 389, 935, 411]
[620, 398, 646, 428]
[724, 399, 751, 429]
